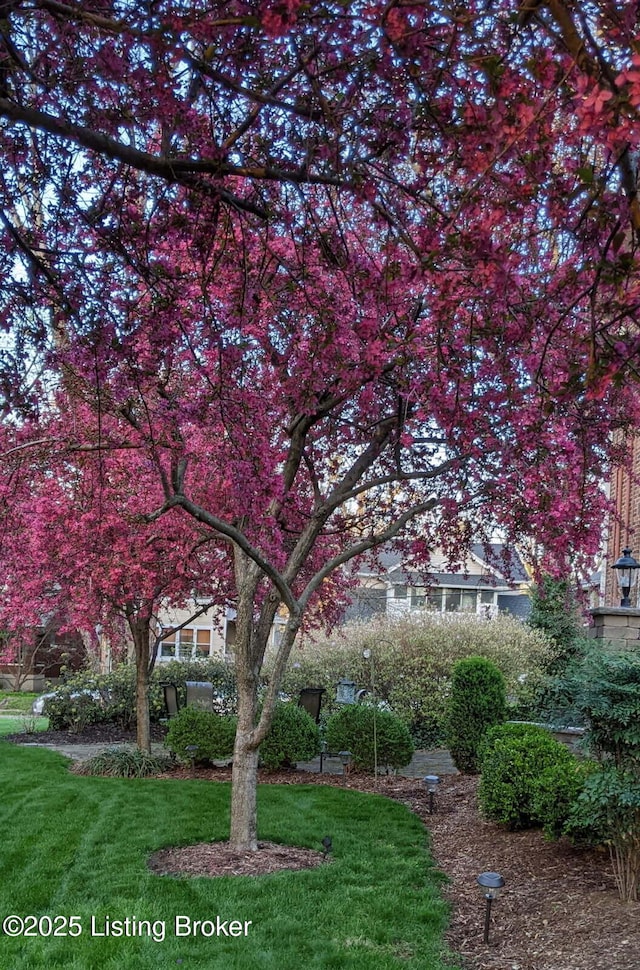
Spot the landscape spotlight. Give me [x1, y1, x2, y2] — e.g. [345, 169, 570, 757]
[612, 548, 640, 608]
[476, 871, 505, 944]
[423, 775, 441, 814]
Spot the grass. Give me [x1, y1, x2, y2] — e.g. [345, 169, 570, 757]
[0, 691, 40, 713]
[0, 743, 460, 969]
[0, 715, 49, 736]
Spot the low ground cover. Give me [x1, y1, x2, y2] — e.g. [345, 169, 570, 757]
[0, 742, 458, 969]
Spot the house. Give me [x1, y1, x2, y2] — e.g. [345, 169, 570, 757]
[346, 543, 531, 622]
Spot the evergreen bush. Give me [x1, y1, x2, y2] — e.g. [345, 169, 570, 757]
[259, 703, 321, 770]
[164, 707, 237, 763]
[446, 656, 507, 773]
[478, 722, 574, 829]
[324, 704, 414, 773]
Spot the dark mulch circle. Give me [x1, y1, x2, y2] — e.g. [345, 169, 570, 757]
[148, 840, 329, 878]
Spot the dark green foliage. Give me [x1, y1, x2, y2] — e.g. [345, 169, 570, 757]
[478, 723, 576, 830]
[164, 707, 237, 763]
[445, 656, 507, 773]
[532, 757, 599, 840]
[325, 704, 415, 772]
[42, 659, 238, 731]
[527, 575, 586, 674]
[565, 766, 640, 900]
[556, 648, 640, 768]
[156, 658, 238, 715]
[73, 747, 173, 777]
[548, 647, 640, 900]
[259, 703, 321, 769]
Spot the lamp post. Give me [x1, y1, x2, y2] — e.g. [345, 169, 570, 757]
[612, 548, 640, 608]
[476, 871, 505, 944]
[423, 775, 441, 814]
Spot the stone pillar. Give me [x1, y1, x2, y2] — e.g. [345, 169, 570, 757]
[589, 607, 640, 652]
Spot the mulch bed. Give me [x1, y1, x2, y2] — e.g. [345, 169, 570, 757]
[8, 726, 640, 970]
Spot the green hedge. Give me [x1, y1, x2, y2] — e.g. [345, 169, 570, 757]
[165, 707, 237, 763]
[478, 723, 578, 830]
[42, 659, 237, 731]
[325, 704, 414, 773]
[259, 703, 321, 770]
[271, 613, 552, 745]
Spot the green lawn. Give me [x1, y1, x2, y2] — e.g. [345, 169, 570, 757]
[0, 715, 49, 736]
[0, 743, 459, 969]
[0, 691, 40, 713]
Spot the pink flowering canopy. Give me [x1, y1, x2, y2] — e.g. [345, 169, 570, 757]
[0, 0, 637, 610]
[0, 0, 639, 845]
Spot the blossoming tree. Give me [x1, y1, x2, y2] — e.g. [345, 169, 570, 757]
[0, 1, 640, 848]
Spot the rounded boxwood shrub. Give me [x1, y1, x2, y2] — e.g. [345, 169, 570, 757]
[446, 656, 507, 773]
[164, 707, 237, 764]
[532, 757, 600, 840]
[478, 722, 575, 830]
[324, 704, 414, 773]
[259, 703, 321, 770]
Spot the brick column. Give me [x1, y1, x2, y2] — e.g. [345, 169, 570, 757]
[589, 607, 640, 652]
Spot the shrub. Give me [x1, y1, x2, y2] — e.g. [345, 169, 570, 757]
[324, 704, 414, 773]
[532, 757, 599, 840]
[41, 658, 238, 732]
[164, 707, 237, 763]
[553, 648, 640, 767]
[43, 674, 112, 732]
[259, 703, 321, 770]
[478, 723, 575, 829]
[565, 766, 640, 901]
[73, 747, 173, 777]
[154, 659, 237, 716]
[272, 612, 551, 745]
[446, 657, 507, 773]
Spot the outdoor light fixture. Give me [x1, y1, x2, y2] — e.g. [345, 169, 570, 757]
[476, 871, 505, 944]
[612, 548, 640, 608]
[338, 750, 352, 777]
[321, 835, 333, 857]
[336, 678, 356, 705]
[185, 744, 199, 778]
[423, 775, 441, 814]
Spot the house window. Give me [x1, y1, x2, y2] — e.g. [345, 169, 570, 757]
[410, 587, 426, 608]
[158, 628, 212, 661]
[444, 589, 462, 612]
[394, 585, 408, 599]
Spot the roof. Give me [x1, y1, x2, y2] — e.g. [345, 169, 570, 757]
[358, 542, 529, 589]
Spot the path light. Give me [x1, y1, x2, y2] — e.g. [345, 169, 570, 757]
[476, 871, 505, 944]
[185, 744, 199, 778]
[613, 548, 640, 608]
[338, 750, 352, 778]
[321, 835, 332, 857]
[423, 775, 441, 814]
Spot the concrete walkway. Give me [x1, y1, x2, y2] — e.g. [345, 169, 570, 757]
[16, 739, 458, 776]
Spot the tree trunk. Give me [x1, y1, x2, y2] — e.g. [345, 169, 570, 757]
[130, 616, 151, 754]
[229, 734, 260, 850]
